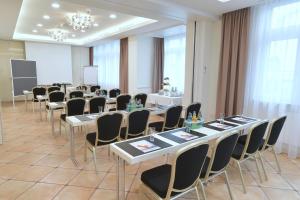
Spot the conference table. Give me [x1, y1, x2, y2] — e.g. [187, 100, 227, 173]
[65, 106, 170, 165]
[110, 116, 260, 200]
[147, 93, 182, 106]
[47, 97, 117, 136]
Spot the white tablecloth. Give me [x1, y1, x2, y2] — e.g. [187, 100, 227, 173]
[147, 93, 182, 106]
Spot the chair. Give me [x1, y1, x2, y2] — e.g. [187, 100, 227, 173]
[231, 121, 269, 193]
[47, 86, 60, 94]
[100, 89, 108, 96]
[141, 140, 209, 200]
[89, 97, 106, 114]
[60, 98, 86, 134]
[32, 87, 46, 112]
[134, 93, 147, 107]
[46, 91, 65, 110]
[200, 132, 239, 200]
[90, 85, 101, 93]
[179, 103, 201, 127]
[52, 83, 61, 88]
[148, 105, 183, 132]
[84, 112, 123, 170]
[120, 109, 150, 140]
[109, 94, 131, 111]
[69, 90, 84, 99]
[109, 88, 121, 98]
[259, 116, 286, 177]
[76, 85, 87, 91]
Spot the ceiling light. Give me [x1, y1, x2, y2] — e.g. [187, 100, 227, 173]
[48, 29, 68, 42]
[43, 15, 50, 20]
[32, 29, 38, 33]
[93, 23, 98, 27]
[67, 11, 93, 31]
[218, 0, 231, 2]
[51, 2, 60, 8]
[36, 23, 43, 27]
[71, 34, 76, 37]
[109, 14, 117, 19]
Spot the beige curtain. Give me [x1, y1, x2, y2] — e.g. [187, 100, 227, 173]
[216, 8, 250, 117]
[153, 37, 164, 92]
[119, 37, 128, 93]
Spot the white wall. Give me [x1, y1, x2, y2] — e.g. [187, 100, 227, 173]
[71, 46, 89, 86]
[25, 42, 73, 85]
[128, 36, 154, 95]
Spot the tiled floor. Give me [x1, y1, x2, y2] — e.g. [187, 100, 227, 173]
[1, 102, 300, 199]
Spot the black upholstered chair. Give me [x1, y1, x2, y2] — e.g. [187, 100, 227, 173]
[179, 102, 201, 127]
[32, 87, 47, 112]
[60, 98, 85, 134]
[200, 132, 239, 200]
[90, 85, 101, 93]
[148, 105, 183, 132]
[134, 93, 147, 107]
[259, 116, 286, 177]
[84, 112, 123, 170]
[69, 90, 84, 99]
[110, 94, 131, 111]
[52, 83, 61, 88]
[231, 121, 269, 193]
[76, 85, 87, 91]
[47, 86, 60, 94]
[141, 140, 209, 200]
[89, 97, 106, 114]
[120, 109, 150, 140]
[100, 89, 108, 96]
[46, 91, 65, 110]
[109, 88, 121, 98]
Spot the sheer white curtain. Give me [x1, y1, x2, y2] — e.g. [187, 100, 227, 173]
[164, 34, 186, 92]
[93, 40, 120, 90]
[244, 0, 300, 158]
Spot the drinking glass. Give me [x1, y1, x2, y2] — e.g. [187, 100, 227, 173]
[149, 127, 155, 142]
[219, 113, 224, 124]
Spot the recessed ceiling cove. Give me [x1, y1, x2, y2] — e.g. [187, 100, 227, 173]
[13, 0, 156, 45]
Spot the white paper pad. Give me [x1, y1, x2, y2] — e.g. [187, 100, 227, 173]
[232, 117, 252, 122]
[171, 131, 198, 141]
[130, 140, 161, 153]
[209, 122, 233, 129]
[68, 116, 81, 123]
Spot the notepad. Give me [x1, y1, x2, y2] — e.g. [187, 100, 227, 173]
[209, 122, 233, 130]
[171, 131, 198, 141]
[129, 140, 161, 153]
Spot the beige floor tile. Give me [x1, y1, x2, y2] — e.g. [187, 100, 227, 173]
[8, 142, 42, 153]
[10, 152, 47, 165]
[0, 151, 26, 163]
[251, 171, 292, 189]
[127, 192, 151, 200]
[0, 180, 34, 200]
[262, 187, 300, 200]
[31, 144, 63, 154]
[41, 168, 80, 184]
[283, 174, 300, 191]
[0, 164, 29, 179]
[12, 165, 55, 182]
[53, 185, 94, 200]
[69, 171, 106, 188]
[34, 154, 68, 167]
[99, 173, 135, 191]
[16, 183, 63, 200]
[89, 189, 116, 200]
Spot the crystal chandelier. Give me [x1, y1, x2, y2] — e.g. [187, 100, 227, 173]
[68, 11, 94, 31]
[48, 29, 68, 42]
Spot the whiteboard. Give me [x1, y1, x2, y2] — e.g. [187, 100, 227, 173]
[83, 66, 98, 85]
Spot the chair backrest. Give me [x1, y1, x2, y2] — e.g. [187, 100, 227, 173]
[95, 112, 123, 145]
[117, 94, 131, 110]
[204, 132, 239, 179]
[48, 86, 60, 94]
[266, 116, 287, 147]
[89, 97, 106, 114]
[90, 85, 101, 93]
[76, 85, 87, 91]
[100, 89, 107, 96]
[66, 98, 85, 116]
[243, 121, 269, 156]
[32, 87, 46, 100]
[69, 90, 84, 99]
[52, 83, 61, 88]
[134, 93, 147, 107]
[109, 88, 121, 98]
[48, 91, 65, 102]
[185, 103, 201, 119]
[126, 109, 150, 139]
[166, 141, 209, 198]
[164, 105, 183, 129]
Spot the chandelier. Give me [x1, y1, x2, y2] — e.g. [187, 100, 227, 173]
[68, 11, 94, 31]
[48, 29, 68, 42]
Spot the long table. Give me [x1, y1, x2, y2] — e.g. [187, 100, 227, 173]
[65, 107, 169, 165]
[110, 116, 260, 200]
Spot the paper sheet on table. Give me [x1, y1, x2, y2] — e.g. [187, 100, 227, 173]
[171, 131, 198, 141]
[231, 117, 254, 122]
[209, 122, 233, 130]
[129, 140, 161, 153]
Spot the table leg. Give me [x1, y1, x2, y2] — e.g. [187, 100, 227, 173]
[39, 100, 42, 121]
[69, 125, 78, 166]
[116, 156, 126, 200]
[51, 109, 54, 136]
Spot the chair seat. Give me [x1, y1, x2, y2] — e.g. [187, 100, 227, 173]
[86, 132, 117, 146]
[232, 143, 249, 160]
[148, 121, 164, 132]
[109, 108, 117, 111]
[60, 114, 66, 121]
[32, 99, 46, 102]
[141, 164, 178, 198]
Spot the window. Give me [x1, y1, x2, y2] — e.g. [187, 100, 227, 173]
[164, 34, 186, 92]
[93, 40, 120, 89]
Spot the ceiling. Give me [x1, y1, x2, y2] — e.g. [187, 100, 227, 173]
[2, 0, 266, 45]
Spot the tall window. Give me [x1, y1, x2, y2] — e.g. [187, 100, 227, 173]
[164, 34, 186, 92]
[93, 40, 120, 89]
